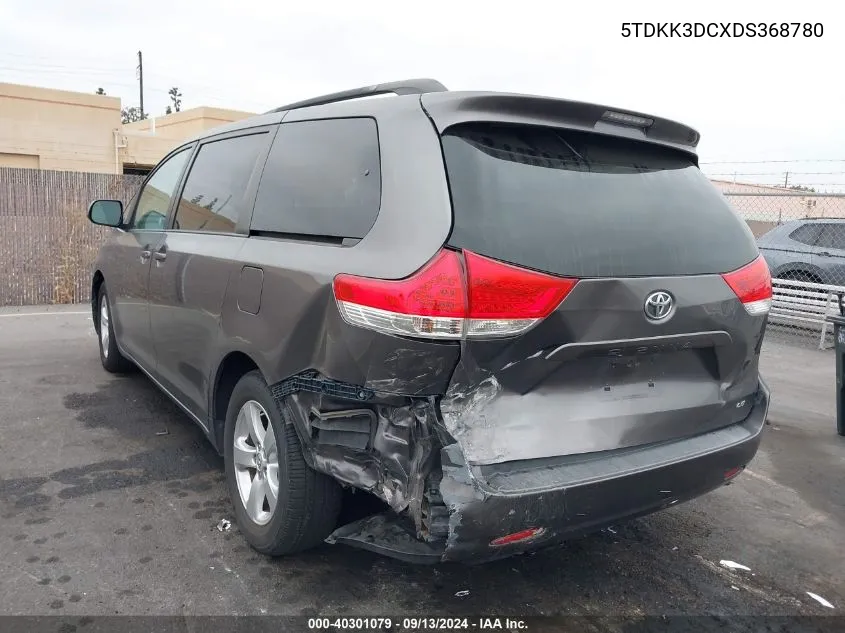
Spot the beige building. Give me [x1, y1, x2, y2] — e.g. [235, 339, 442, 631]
[0, 82, 256, 175]
[713, 179, 845, 237]
[713, 178, 845, 221]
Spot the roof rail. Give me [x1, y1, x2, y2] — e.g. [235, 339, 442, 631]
[268, 78, 448, 113]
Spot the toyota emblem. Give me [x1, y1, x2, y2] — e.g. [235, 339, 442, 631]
[644, 291, 674, 321]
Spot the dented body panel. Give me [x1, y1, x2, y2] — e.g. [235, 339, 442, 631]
[324, 380, 769, 563]
[440, 275, 765, 466]
[438, 380, 768, 562]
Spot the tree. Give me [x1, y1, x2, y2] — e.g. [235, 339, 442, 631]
[789, 184, 817, 193]
[121, 106, 145, 124]
[95, 87, 107, 96]
[168, 86, 182, 113]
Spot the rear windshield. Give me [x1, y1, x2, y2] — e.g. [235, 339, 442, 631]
[441, 123, 758, 278]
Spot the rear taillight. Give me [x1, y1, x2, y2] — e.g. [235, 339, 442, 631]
[333, 250, 466, 339]
[333, 249, 578, 340]
[721, 256, 772, 316]
[464, 251, 578, 338]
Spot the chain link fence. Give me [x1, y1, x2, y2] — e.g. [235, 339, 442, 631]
[724, 189, 845, 349]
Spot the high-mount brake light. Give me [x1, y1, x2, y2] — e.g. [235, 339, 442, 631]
[333, 249, 578, 340]
[601, 110, 654, 128]
[721, 256, 773, 316]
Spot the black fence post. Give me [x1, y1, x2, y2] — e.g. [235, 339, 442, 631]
[826, 295, 845, 436]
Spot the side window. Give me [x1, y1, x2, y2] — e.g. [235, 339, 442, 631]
[130, 148, 191, 230]
[174, 133, 267, 233]
[789, 223, 822, 246]
[816, 224, 845, 250]
[251, 118, 381, 239]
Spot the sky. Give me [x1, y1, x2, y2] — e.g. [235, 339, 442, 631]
[1, 0, 843, 190]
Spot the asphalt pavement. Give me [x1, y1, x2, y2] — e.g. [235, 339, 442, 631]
[1, 304, 844, 626]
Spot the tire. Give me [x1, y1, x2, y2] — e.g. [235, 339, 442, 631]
[97, 285, 134, 373]
[224, 371, 342, 556]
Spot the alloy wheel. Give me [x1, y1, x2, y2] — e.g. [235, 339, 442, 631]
[100, 294, 110, 358]
[233, 400, 279, 526]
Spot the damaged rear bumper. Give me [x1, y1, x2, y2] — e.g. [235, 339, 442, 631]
[329, 379, 769, 563]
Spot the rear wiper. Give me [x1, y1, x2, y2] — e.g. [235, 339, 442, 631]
[553, 132, 586, 164]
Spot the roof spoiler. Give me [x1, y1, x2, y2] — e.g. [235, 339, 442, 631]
[267, 78, 448, 113]
[420, 92, 701, 155]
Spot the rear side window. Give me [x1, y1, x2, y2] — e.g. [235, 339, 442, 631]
[816, 224, 845, 250]
[789, 223, 822, 246]
[441, 123, 758, 278]
[174, 133, 267, 233]
[251, 118, 381, 239]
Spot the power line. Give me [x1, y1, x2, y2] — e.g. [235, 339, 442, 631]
[0, 50, 134, 65]
[702, 159, 845, 164]
[710, 177, 845, 186]
[0, 60, 131, 73]
[1, 68, 270, 111]
[0, 66, 134, 79]
[735, 182, 845, 186]
[0, 69, 159, 93]
[706, 171, 845, 176]
[1, 60, 275, 111]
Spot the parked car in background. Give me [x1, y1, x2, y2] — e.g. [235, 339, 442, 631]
[85, 78, 771, 564]
[757, 218, 845, 285]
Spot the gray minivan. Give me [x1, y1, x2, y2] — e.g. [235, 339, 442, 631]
[86, 79, 771, 563]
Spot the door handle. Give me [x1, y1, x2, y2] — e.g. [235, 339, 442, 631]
[153, 244, 167, 264]
[140, 249, 151, 263]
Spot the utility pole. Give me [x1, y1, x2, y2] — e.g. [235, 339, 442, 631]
[137, 50, 145, 120]
[784, 171, 789, 188]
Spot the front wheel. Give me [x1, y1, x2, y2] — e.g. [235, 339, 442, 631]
[224, 371, 342, 555]
[97, 285, 134, 373]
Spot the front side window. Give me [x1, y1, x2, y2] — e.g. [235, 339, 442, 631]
[174, 133, 267, 233]
[251, 118, 381, 239]
[130, 148, 191, 230]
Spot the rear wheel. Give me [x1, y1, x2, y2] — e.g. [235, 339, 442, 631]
[97, 285, 134, 373]
[224, 371, 342, 555]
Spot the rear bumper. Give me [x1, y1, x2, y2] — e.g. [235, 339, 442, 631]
[437, 378, 770, 563]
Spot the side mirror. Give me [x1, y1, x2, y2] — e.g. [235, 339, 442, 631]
[88, 200, 123, 227]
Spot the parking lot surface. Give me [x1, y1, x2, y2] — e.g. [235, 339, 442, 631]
[1, 305, 844, 622]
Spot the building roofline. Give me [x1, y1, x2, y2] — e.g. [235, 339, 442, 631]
[709, 178, 818, 193]
[123, 106, 256, 131]
[0, 81, 120, 110]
